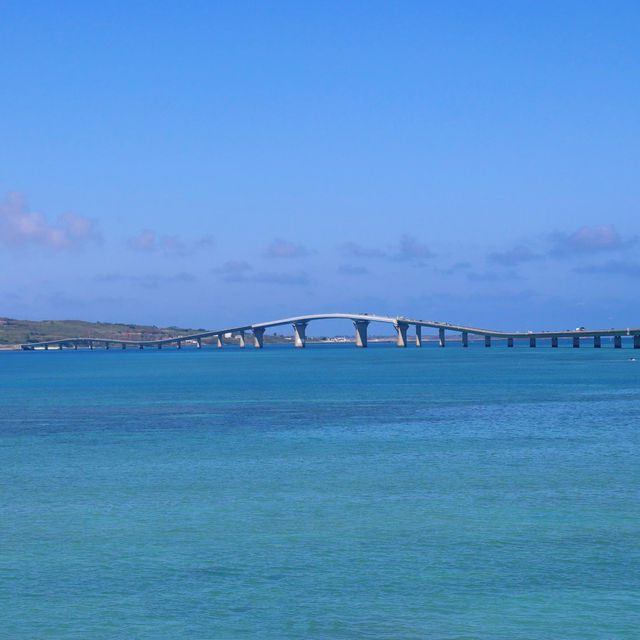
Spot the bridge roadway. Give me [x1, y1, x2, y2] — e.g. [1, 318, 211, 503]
[19, 312, 640, 350]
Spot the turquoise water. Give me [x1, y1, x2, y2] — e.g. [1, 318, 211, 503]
[2, 343, 639, 639]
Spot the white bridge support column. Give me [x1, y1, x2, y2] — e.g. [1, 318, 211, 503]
[394, 322, 408, 347]
[507, 337, 514, 347]
[462, 331, 468, 347]
[614, 335, 622, 348]
[594, 336, 601, 348]
[438, 327, 445, 347]
[89, 341, 93, 350]
[237, 331, 245, 348]
[292, 322, 307, 348]
[485, 336, 491, 347]
[196, 337, 202, 349]
[573, 336, 580, 348]
[415, 324, 422, 347]
[634, 335, 640, 349]
[105, 342, 110, 350]
[253, 327, 265, 348]
[176, 340, 181, 349]
[354, 320, 369, 347]
[529, 337, 536, 348]
[551, 336, 558, 348]
[217, 335, 223, 348]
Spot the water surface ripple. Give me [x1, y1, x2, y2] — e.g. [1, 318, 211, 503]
[2, 344, 639, 638]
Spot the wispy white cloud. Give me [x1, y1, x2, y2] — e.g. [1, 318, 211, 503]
[489, 245, 540, 266]
[264, 238, 310, 259]
[0, 191, 102, 249]
[127, 229, 213, 256]
[340, 241, 387, 258]
[392, 234, 432, 261]
[341, 235, 433, 263]
[549, 225, 634, 257]
[128, 229, 156, 251]
[213, 260, 253, 275]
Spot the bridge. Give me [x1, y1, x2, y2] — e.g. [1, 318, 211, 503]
[19, 312, 640, 350]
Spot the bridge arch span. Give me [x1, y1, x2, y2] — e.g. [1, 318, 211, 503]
[19, 312, 640, 350]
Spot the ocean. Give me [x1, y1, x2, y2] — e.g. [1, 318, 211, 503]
[2, 343, 639, 639]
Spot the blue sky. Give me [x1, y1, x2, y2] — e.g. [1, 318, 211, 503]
[2, 1, 639, 333]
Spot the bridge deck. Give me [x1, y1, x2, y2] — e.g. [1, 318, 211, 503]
[19, 312, 640, 349]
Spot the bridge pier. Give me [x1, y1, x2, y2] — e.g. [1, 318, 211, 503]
[253, 327, 265, 348]
[354, 320, 369, 348]
[292, 322, 307, 348]
[394, 322, 408, 347]
[217, 335, 223, 348]
[26, 315, 640, 355]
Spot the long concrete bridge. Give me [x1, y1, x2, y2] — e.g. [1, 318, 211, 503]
[20, 312, 640, 350]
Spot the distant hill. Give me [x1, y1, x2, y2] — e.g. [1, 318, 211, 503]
[0, 317, 297, 347]
[0, 317, 205, 347]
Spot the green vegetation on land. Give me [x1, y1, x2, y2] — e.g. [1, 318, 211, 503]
[0, 317, 303, 347]
[0, 317, 204, 346]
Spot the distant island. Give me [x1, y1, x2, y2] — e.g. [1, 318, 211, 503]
[0, 317, 195, 349]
